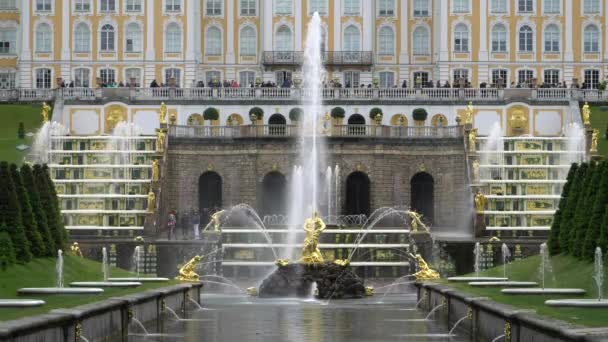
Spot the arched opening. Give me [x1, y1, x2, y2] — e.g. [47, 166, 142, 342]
[261, 171, 287, 216]
[345, 172, 370, 216]
[347, 114, 366, 135]
[268, 113, 287, 135]
[199, 171, 222, 225]
[410, 172, 434, 224]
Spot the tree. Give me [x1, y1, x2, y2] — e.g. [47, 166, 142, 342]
[369, 107, 383, 120]
[585, 162, 608, 260]
[0, 224, 15, 270]
[558, 163, 588, 253]
[548, 163, 578, 255]
[289, 108, 303, 122]
[330, 107, 345, 119]
[20, 164, 54, 256]
[0, 162, 32, 263]
[33, 165, 64, 252]
[17, 122, 25, 139]
[601, 206, 608, 264]
[42, 165, 68, 247]
[412, 108, 429, 121]
[571, 162, 600, 257]
[10, 164, 45, 258]
[203, 107, 219, 121]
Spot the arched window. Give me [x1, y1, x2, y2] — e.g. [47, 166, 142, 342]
[74, 23, 90, 53]
[411, 172, 434, 224]
[240, 26, 256, 56]
[413, 26, 429, 55]
[125, 22, 142, 53]
[276, 25, 292, 51]
[100, 24, 115, 51]
[35, 23, 52, 52]
[206, 27, 222, 55]
[165, 23, 181, 53]
[584, 25, 599, 53]
[544, 24, 560, 52]
[491, 24, 507, 52]
[518, 25, 533, 52]
[199, 171, 222, 224]
[347, 113, 366, 135]
[378, 26, 394, 56]
[453, 23, 469, 52]
[261, 172, 287, 216]
[343, 25, 360, 51]
[345, 172, 371, 216]
[268, 113, 287, 135]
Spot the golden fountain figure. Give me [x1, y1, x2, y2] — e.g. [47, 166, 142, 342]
[159, 102, 168, 125]
[176, 255, 202, 281]
[41, 102, 51, 123]
[464, 101, 474, 125]
[582, 102, 591, 125]
[591, 129, 599, 153]
[147, 191, 156, 213]
[70, 242, 83, 258]
[300, 211, 326, 264]
[468, 128, 477, 152]
[156, 130, 166, 152]
[410, 253, 440, 281]
[203, 209, 225, 232]
[151, 159, 160, 182]
[408, 210, 429, 233]
[474, 190, 486, 213]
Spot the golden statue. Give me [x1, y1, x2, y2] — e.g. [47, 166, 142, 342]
[300, 211, 326, 264]
[246, 287, 258, 296]
[147, 191, 156, 213]
[156, 130, 166, 152]
[334, 259, 350, 267]
[41, 102, 51, 123]
[474, 190, 486, 213]
[464, 101, 474, 125]
[472, 159, 480, 182]
[169, 112, 177, 125]
[408, 210, 428, 233]
[203, 209, 225, 232]
[159, 102, 167, 125]
[70, 242, 83, 258]
[468, 128, 477, 152]
[321, 112, 331, 135]
[365, 286, 375, 296]
[176, 255, 202, 281]
[275, 259, 290, 267]
[591, 128, 599, 152]
[582, 102, 591, 125]
[151, 159, 160, 182]
[410, 254, 440, 281]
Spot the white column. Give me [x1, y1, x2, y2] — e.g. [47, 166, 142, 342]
[564, 0, 574, 84]
[363, 0, 373, 51]
[333, 0, 341, 51]
[61, 0, 71, 82]
[604, 0, 608, 61]
[295, 0, 302, 51]
[226, 0, 235, 64]
[399, 0, 409, 63]
[185, 0, 197, 87]
[478, 0, 488, 85]
[263, 0, 273, 51]
[145, 0, 157, 85]
[437, 0, 450, 82]
[18, 0, 32, 87]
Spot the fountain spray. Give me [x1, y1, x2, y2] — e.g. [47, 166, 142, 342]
[56, 250, 64, 288]
[501, 243, 511, 279]
[102, 247, 109, 282]
[594, 247, 604, 301]
[474, 242, 481, 278]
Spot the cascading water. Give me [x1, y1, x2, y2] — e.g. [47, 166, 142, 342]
[501, 243, 511, 279]
[286, 166, 304, 259]
[132, 246, 142, 278]
[56, 249, 64, 288]
[594, 247, 604, 301]
[110, 122, 143, 165]
[473, 242, 481, 278]
[538, 243, 553, 289]
[564, 123, 585, 166]
[480, 122, 503, 181]
[102, 247, 109, 281]
[326, 167, 333, 219]
[30, 121, 68, 164]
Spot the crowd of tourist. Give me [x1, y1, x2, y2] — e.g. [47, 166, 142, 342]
[164, 207, 218, 240]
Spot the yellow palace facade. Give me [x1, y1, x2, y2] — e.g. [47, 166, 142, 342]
[2, 0, 608, 89]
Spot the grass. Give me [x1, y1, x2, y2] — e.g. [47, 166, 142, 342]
[0, 255, 179, 321]
[0, 104, 44, 165]
[439, 254, 608, 327]
[589, 104, 608, 157]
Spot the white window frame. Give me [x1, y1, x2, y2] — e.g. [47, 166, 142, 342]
[543, 24, 560, 52]
[518, 0, 534, 13]
[124, 68, 142, 87]
[165, 0, 182, 13]
[453, 23, 469, 52]
[343, 25, 361, 52]
[308, 0, 327, 15]
[491, 69, 508, 86]
[413, 26, 429, 55]
[343, 0, 360, 15]
[165, 23, 182, 53]
[125, 0, 143, 13]
[276, 25, 293, 51]
[206, 26, 222, 55]
[100, 24, 116, 52]
[205, 0, 223, 16]
[453, 69, 470, 83]
[239, 26, 257, 56]
[35, 0, 53, 13]
[35, 68, 52, 89]
[35, 23, 52, 53]
[491, 24, 507, 52]
[99, 68, 116, 86]
[379, 71, 395, 88]
[240, 0, 256, 16]
[74, 0, 91, 13]
[164, 67, 182, 87]
[452, 0, 470, 13]
[490, 0, 508, 13]
[517, 69, 534, 86]
[74, 22, 91, 53]
[583, 69, 600, 88]
[543, 69, 560, 85]
[0, 29, 16, 55]
[413, 0, 429, 17]
[378, 26, 395, 56]
[74, 67, 91, 87]
[543, 0, 560, 14]
[518, 25, 534, 52]
[274, 0, 292, 15]
[125, 22, 142, 53]
[0, 70, 16, 89]
[0, 0, 16, 10]
[239, 71, 256, 87]
[378, 0, 395, 16]
[99, 0, 117, 13]
[583, 24, 600, 53]
[583, 0, 600, 14]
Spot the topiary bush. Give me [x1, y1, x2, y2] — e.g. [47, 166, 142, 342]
[203, 107, 220, 121]
[331, 107, 346, 119]
[548, 163, 578, 255]
[21, 164, 54, 257]
[0, 224, 15, 270]
[289, 108, 303, 122]
[413, 108, 428, 121]
[10, 164, 45, 258]
[249, 107, 264, 120]
[0, 162, 32, 263]
[369, 107, 383, 120]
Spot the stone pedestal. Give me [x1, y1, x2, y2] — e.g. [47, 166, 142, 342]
[474, 213, 486, 237]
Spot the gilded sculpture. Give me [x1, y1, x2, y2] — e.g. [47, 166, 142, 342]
[169, 112, 177, 125]
[472, 159, 480, 182]
[147, 191, 156, 213]
[410, 254, 440, 281]
[591, 128, 599, 152]
[159, 102, 167, 125]
[300, 211, 326, 264]
[156, 130, 166, 152]
[468, 128, 477, 152]
[582, 102, 591, 125]
[275, 259, 290, 267]
[408, 210, 429, 233]
[365, 286, 375, 296]
[203, 209, 225, 232]
[41, 102, 51, 123]
[176, 255, 202, 281]
[70, 242, 83, 258]
[464, 101, 474, 125]
[474, 190, 486, 213]
[151, 159, 160, 182]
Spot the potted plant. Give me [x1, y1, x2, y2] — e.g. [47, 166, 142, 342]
[289, 108, 303, 123]
[369, 107, 383, 124]
[372, 78, 379, 88]
[412, 108, 428, 122]
[331, 107, 346, 125]
[255, 77, 262, 87]
[203, 107, 219, 126]
[249, 107, 264, 124]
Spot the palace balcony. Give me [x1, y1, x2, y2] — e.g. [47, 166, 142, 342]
[262, 51, 374, 66]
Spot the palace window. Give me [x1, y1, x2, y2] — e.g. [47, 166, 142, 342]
[344, 71, 360, 88]
[239, 71, 255, 87]
[36, 0, 52, 12]
[35, 68, 52, 89]
[100, 0, 116, 12]
[379, 0, 395, 16]
[241, 0, 256, 15]
[343, 26, 360, 51]
[584, 69, 600, 88]
[584, 25, 599, 52]
[206, 71, 221, 84]
[0, 29, 16, 54]
[379, 71, 395, 88]
[378, 27, 395, 56]
[0, 71, 15, 89]
[165, 23, 181, 53]
[100, 68, 115, 85]
[125, 0, 142, 12]
[344, 0, 360, 15]
[518, 25, 533, 52]
[583, 0, 600, 13]
[543, 69, 560, 85]
[491, 0, 507, 13]
[413, 0, 429, 16]
[413, 71, 429, 85]
[517, 69, 534, 86]
[206, 27, 222, 55]
[240, 26, 256, 56]
[491, 69, 508, 87]
[35, 23, 52, 53]
[74, 0, 90, 12]
[544, 0, 560, 13]
[413, 26, 429, 55]
[165, 0, 181, 12]
[453, 24, 469, 52]
[453, 69, 469, 83]
[491, 24, 507, 52]
[100, 24, 115, 51]
[125, 68, 141, 87]
[544, 25, 560, 52]
[74, 68, 90, 87]
[308, 0, 327, 15]
[276, 26, 293, 51]
[165, 68, 181, 86]
[74, 23, 91, 53]
[453, 0, 469, 13]
[0, 0, 15, 9]
[206, 0, 222, 15]
[518, 0, 533, 13]
[274, 0, 292, 14]
[125, 23, 142, 53]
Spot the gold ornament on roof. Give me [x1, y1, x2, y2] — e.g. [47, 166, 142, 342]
[582, 102, 591, 125]
[300, 211, 326, 264]
[591, 128, 599, 152]
[410, 253, 440, 281]
[468, 128, 477, 152]
[176, 255, 202, 281]
[41, 102, 51, 123]
[159, 102, 167, 125]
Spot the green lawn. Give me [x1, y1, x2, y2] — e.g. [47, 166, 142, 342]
[439, 254, 608, 327]
[0, 104, 44, 165]
[589, 105, 608, 157]
[0, 255, 179, 321]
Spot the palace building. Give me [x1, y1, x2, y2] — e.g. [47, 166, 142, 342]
[2, 0, 608, 89]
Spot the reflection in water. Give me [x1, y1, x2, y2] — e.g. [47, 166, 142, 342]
[129, 294, 470, 342]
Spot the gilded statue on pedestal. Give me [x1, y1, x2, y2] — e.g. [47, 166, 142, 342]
[159, 102, 167, 125]
[70, 242, 83, 258]
[169, 112, 177, 125]
[156, 130, 166, 152]
[41, 102, 51, 123]
[582, 102, 591, 126]
[474, 190, 486, 213]
[472, 160, 480, 182]
[408, 210, 428, 233]
[203, 209, 225, 232]
[147, 191, 156, 213]
[152, 159, 160, 182]
[464, 101, 474, 125]
[300, 211, 326, 264]
[591, 129, 599, 152]
[410, 254, 440, 281]
[468, 128, 477, 152]
[176, 255, 202, 281]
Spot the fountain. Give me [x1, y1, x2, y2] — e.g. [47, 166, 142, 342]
[29, 121, 68, 164]
[448, 243, 507, 282]
[108, 246, 169, 282]
[469, 244, 537, 288]
[71, 247, 142, 288]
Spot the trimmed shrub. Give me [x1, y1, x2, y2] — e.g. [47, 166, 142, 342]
[42, 165, 68, 247]
[599, 205, 608, 261]
[585, 163, 608, 260]
[413, 108, 428, 121]
[33, 165, 64, 253]
[10, 164, 45, 258]
[548, 163, 578, 255]
[21, 164, 54, 257]
[570, 162, 599, 257]
[369, 107, 383, 120]
[18, 122, 25, 139]
[289, 108, 303, 122]
[0, 224, 15, 270]
[559, 163, 588, 253]
[331, 107, 346, 119]
[203, 107, 220, 121]
[249, 107, 264, 120]
[0, 162, 32, 263]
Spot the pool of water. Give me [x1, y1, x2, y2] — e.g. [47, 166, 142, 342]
[129, 293, 470, 342]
